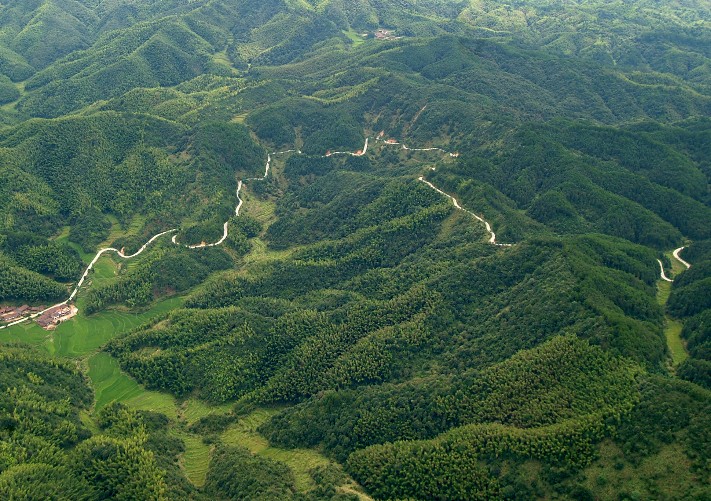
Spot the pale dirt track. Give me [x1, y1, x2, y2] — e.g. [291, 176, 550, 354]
[3, 134, 502, 328]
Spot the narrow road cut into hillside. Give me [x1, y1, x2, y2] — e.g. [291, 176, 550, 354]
[656, 246, 692, 285]
[3, 135, 469, 328]
[418, 177, 512, 247]
[673, 246, 691, 269]
[656, 248, 693, 366]
[658, 259, 674, 282]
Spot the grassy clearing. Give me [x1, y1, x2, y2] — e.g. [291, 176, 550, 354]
[174, 431, 213, 487]
[657, 279, 688, 367]
[222, 408, 334, 492]
[232, 113, 248, 123]
[179, 399, 233, 426]
[84, 256, 119, 289]
[241, 190, 276, 227]
[656, 278, 672, 305]
[665, 318, 688, 366]
[88, 352, 177, 414]
[244, 238, 295, 267]
[212, 50, 237, 72]
[666, 250, 688, 277]
[343, 29, 367, 46]
[80, 409, 100, 436]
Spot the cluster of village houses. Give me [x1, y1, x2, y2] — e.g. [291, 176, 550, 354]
[368, 29, 402, 41]
[0, 304, 44, 322]
[0, 304, 78, 330]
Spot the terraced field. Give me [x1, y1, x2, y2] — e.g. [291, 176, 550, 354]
[0, 295, 182, 355]
[222, 408, 334, 492]
[176, 431, 213, 488]
[89, 352, 177, 412]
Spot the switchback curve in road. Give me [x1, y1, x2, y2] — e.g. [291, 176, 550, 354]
[673, 247, 691, 269]
[2, 136, 463, 328]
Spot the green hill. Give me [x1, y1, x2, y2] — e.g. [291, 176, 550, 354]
[0, 0, 709, 499]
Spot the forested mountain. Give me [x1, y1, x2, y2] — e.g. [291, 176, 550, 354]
[0, 0, 709, 499]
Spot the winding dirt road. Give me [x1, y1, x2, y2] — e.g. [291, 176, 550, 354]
[326, 138, 369, 157]
[0, 229, 178, 329]
[673, 247, 691, 269]
[655, 247, 693, 286]
[657, 259, 674, 282]
[2, 156, 273, 328]
[2, 134, 472, 329]
[417, 177, 511, 247]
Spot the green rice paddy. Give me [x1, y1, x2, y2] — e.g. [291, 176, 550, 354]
[89, 352, 177, 413]
[1, 294, 184, 357]
[222, 408, 333, 492]
[343, 29, 367, 46]
[175, 431, 213, 488]
[0, 217, 346, 492]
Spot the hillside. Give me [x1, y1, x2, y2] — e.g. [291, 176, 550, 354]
[0, 0, 709, 499]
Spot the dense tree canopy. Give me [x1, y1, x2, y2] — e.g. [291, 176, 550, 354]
[0, 0, 709, 499]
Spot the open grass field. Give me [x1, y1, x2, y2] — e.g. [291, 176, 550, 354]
[656, 278, 672, 305]
[656, 279, 688, 367]
[89, 352, 178, 413]
[221, 407, 334, 492]
[178, 398, 233, 426]
[174, 430, 213, 487]
[343, 29, 367, 46]
[664, 317, 689, 366]
[81, 255, 119, 290]
[0, 295, 184, 357]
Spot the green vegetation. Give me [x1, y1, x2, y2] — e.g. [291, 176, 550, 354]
[668, 241, 711, 389]
[176, 432, 211, 488]
[657, 269, 689, 367]
[89, 353, 177, 414]
[205, 445, 297, 499]
[84, 246, 233, 314]
[0, 347, 172, 500]
[0, 0, 709, 498]
[221, 408, 334, 492]
[665, 317, 688, 366]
